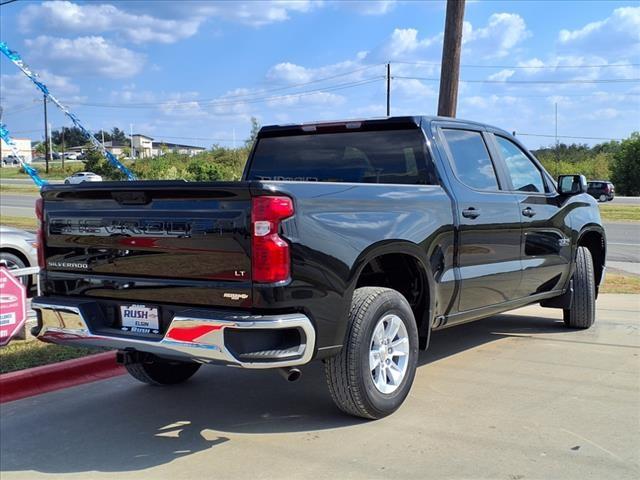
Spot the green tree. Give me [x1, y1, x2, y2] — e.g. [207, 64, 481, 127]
[110, 127, 127, 142]
[52, 127, 88, 148]
[82, 148, 127, 180]
[610, 132, 640, 196]
[94, 130, 112, 143]
[244, 116, 260, 149]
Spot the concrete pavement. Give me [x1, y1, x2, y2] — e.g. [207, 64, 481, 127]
[1, 294, 638, 479]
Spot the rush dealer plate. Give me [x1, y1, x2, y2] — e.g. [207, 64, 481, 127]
[120, 304, 160, 334]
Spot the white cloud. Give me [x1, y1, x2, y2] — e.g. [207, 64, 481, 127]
[267, 63, 314, 84]
[510, 55, 639, 83]
[199, 0, 319, 27]
[18, 0, 321, 40]
[266, 91, 345, 107]
[393, 78, 436, 98]
[0, 70, 82, 111]
[24, 36, 145, 79]
[558, 6, 640, 57]
[19, 1, 200, 44]
[266, 57, 377, 85]
[376, 28, 441, 61]
[337, 0, 397, 16]
[488, 69, 515, 81]
[463, 13, 530, 58]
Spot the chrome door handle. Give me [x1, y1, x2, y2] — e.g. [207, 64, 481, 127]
[462, 207, 480, 219]
[522, 207, 536, 217]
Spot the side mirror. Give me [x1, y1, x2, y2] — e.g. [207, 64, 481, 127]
[557, 174, 587, 196]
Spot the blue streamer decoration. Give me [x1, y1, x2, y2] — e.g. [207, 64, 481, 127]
[0, 123, 47, 188]
[0, 41, 137, 181]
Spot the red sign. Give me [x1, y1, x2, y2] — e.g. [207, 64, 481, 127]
[0, 267, 27, 347]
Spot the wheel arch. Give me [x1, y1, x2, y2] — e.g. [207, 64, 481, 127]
[348, 240, 435, 349]
[576, 226, 606, 294]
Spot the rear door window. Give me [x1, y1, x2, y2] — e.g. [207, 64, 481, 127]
[248, 129, 436, 185]
[441, 129, 500, 191]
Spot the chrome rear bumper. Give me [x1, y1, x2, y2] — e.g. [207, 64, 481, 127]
[32, 299, 316, 368]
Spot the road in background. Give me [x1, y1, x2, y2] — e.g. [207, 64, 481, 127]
[0, 178, 63, 186]
[605, 222, 640, 275]
[610, 197, 640, 205]
[0, 194, 36, 218]
[1, 295, 638, 479]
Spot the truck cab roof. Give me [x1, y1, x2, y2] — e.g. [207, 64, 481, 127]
[258, 115, 512, 138]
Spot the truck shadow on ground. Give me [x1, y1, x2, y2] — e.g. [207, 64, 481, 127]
[1, 312, 571, 474]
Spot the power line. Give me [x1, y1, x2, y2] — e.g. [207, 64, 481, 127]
[394, 60, 640, 69]
[472, 92, 640, 98]
[0, 0, 20, 6]
[7, 128, 40, 134]
[395, 75, 640, 84]
[0, 103, 41, 115]
[518, 133, 624, 141]
[63, 77, 383, 109]
[68, 64, 384, 109]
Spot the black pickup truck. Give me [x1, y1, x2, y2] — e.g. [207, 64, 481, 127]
[32, 116, 605, 419]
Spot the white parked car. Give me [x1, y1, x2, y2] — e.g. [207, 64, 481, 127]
[64, 172, 103, 184]
[0, 226, 38, 290]
[63, 152, 79, 160]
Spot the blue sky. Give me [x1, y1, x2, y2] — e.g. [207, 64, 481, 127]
[1, 0, 638, 149]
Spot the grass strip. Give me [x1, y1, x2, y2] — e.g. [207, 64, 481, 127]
[601, 273, 640, 294]
[0, 184, 40, 195]
[599, 204, 640, 222]
[0, 340, 104, 375]
[0, 215, 38, 231]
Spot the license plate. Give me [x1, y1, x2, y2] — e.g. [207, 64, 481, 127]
[120, 304, 160, 334]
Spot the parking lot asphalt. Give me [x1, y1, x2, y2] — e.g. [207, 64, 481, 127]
[1, 294, 638, 480]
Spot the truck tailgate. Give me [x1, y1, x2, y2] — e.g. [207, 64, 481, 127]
[41, 181, 253, 307]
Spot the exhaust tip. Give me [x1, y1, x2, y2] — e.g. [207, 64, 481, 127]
[279, 367, 302, 382]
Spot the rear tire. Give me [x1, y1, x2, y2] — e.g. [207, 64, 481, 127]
[599, 194, 607, 202]
[324, 287, 419, 419]
[563, 246, 596, 329]
[125, 356, 201, 385]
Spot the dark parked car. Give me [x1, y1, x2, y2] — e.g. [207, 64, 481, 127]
[588, 180, 615, 202]
[2, 155, 20, 165]
[32, 116, 605, 419]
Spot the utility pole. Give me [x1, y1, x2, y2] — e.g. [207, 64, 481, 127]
[555, 102, 559, 177]
[61, 127, 65, 169]
[386, 62, 391, 116]
[48, 122, 53, 172]
[0, 105, 3, 164]
[130, 123, 134, 159]
[437, 0, 466, 118]
[43, 94, 50, 173]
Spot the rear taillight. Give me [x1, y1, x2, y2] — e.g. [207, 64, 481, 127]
[35, 198, 45, 268]
[251, 196, 294, 283]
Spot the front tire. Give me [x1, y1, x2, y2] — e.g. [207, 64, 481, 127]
[563, 246, 596, 329]
[125, 356, 201, 385]
[599, 194, 607, 202]
[324, 287, 419, 419]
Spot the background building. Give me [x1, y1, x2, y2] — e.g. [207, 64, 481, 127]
[0, 138, 33, 164]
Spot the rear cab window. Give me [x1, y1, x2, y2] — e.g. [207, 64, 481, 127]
[247, 129, 437, 185]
